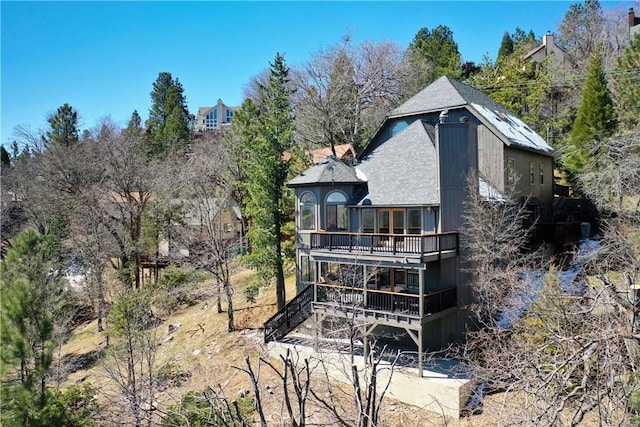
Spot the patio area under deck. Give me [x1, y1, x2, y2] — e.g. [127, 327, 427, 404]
[312, 282, 458, 377]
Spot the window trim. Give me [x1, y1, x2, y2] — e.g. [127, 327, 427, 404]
[529, 162, 535, 184]
[507, 158, 516, 184]
[325, 191, 348, 231]
[299, 192, 316, 231]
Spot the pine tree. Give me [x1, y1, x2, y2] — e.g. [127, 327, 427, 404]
[123, 110, 144, 139]
[1, 145, 11, 166]
[239, 53, 294, 310]
[146, 72, 191, 157]
[407, 25, 462, 83]
[496, 31, 514, 63]
[0, 228, 68, 425]
[611, 33, 640, 131]
[42, 103, 79, 148]
[563, 51, 617, 178]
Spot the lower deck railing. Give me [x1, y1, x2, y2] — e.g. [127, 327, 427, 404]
[316, 283, 457, 317]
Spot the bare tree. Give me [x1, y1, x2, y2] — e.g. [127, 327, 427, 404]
[171, 140, 241, 331]
[459, 167, 639, 424]
[101, 289, 161, 427]
[293, 38, 406, 153]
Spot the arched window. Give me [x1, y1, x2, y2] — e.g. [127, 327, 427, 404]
[300, 192, 316, 231]
[326, 191, 347, 231]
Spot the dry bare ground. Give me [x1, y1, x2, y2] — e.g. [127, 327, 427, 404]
[58, 266, 512, 426]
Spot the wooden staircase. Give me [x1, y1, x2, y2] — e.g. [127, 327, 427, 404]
[263, 284, 314, 343]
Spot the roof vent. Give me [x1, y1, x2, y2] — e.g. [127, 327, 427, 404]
[439, 108, 449, 124]
[460, 116, 469, 123]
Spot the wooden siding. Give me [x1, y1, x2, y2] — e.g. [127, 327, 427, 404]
[504, 146, 554, 204]
[478, 124, 505, 191]
[436, 122, 478, 232]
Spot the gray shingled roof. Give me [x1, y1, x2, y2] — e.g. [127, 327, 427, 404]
[387, 76, 553, 154]
[288, 156, 364, 187]
[389, 75, 512, 118]
[355, 120, 439, 206]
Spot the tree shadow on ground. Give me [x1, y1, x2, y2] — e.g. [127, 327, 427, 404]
[58, 347, 106, 376]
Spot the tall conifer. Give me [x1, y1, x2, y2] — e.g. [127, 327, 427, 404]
[563, 51, 617, 177]
[239, 53, 294, 310]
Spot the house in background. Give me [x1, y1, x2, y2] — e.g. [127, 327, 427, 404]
[523, 32, 574, 71]
[309, 143, 356, 165]
[195, 99, 239, 133]
[630, 8, 640, 38]
[265, 76, 581, 378]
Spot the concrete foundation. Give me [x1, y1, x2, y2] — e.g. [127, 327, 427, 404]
[267, 335, 475, 419]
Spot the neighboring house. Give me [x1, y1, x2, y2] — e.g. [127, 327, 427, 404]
[158, 197, 243, 258]
[309, 143, 356, 165]
[630, 8, 640, 38]
[195, 99, 239, 133]
[523, 32, 573, 71]
[283, 143, 356, 165]
[266, 76, 577, 376]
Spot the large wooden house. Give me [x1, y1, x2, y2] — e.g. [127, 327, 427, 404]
[265, 76, 563, 376]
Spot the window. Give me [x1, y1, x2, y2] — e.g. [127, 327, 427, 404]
[300, 192, 316, 231]
[407, 271, 419, 293]
[326, 191, 347, 231]
[507, 158, 515, 184]
[226, 108, 233, 123]
[529, 162, 535, 184]
[205, 110, 218, 129]
[407, 209, 422, 234]
[424, 208, 438, 233]
[394, 269, 406, 286]
[539, 164, 544, 185]
[300, 256, 315, 283]
[361, 209, 375, 233]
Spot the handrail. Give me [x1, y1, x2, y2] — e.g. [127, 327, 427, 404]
[263, 284, 314, 344]
[310, 231, 459, 256]
[316, 283, 457, 316]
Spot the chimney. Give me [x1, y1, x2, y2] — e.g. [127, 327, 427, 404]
[439, 108, 449, 124]
[630, 8, 636, 29]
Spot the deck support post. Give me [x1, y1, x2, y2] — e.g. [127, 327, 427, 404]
[418, 328, 424, 378]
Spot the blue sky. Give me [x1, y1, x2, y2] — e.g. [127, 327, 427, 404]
[0, 1, 628, 147]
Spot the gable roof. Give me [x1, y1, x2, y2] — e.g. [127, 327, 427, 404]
[288, 156, 365, 187]
[355, 120, 439, 206]
[389, 76, 509, 118]
[385, 76, 553, 155]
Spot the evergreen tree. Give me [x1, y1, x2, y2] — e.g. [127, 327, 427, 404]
[1, 145, 11, 167]
[145, 72, 191, 157]
[511, 27, 537, 48]
[238, 53, 294, 311]
[563, 51, 617, 178]
[496, 31, 514, 63]
[0, 228, 69, 426]
[123, 110, 145, 139]
[42, 103, 79, 148]
[611, 33, 640, 131]
[407, 25, 462, 83]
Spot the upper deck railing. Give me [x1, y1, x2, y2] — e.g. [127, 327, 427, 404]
[310, 231, 458, 256]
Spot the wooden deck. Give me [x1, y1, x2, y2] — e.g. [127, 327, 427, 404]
[315, 283, 457, 319]
[310, 231, 459, 256]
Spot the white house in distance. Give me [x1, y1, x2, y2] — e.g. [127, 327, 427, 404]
[195, 99, 239, 132]
[523, 32, 573, 70]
